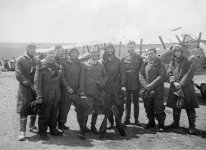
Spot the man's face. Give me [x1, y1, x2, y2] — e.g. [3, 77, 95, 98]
[174, 50, 182, 58]
[106, 46, 114, 55]
[127, 44, 136, 54]
[46, 54, 55, 62]
[55, 48, 64, 57]
[90, 49, 99, 61]
[27, 46, 36, 56]
[70, 50, 78, 59]
[147, 50, 156, 61]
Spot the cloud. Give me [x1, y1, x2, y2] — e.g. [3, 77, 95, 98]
[0, 0, 205, 43]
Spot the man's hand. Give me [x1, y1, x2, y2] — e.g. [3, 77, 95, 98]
[121, 87, 126, 92]
[67, 87, 74, 94]
[79, 91, 85, 96]
[30, 85, 35, 92]
[29, 98, 42, 107]
[145, 85, 152, 91]
[36, 98, 43, 104]
[22, 80, 31, 86]
[173, 82, 181, 90]
[81, 95, 87, 99]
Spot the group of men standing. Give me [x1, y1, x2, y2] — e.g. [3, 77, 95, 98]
[15, 41, 199, 141]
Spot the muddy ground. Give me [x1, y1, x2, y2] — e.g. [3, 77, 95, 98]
[0, 71, 205, 150]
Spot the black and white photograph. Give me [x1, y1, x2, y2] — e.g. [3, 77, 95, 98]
[0, 0, 206, 149]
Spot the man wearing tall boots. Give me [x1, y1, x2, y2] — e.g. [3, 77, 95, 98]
[34, 52, 73, 140]
[102, 43, 126, 136]
[166, 45, 199, 134]
[79, 46, 108, 139]
[53, 46, 72, 131]
[139, 48, 167, 132]
[122, 41, 143, 126]
[58, 48, 90, 136]
[15, 44, 40, 141]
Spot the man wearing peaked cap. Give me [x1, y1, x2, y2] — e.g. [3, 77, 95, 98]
[79, 47, 109, 139]
[121, 41, 143, 126]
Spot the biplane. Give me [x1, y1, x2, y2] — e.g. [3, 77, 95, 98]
[36, 24, 206, 98]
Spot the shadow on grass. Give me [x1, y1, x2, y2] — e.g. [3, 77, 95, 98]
[27, 130, 94, 147]
[26, 123, 158, 147]
[166, 126, 206, 138]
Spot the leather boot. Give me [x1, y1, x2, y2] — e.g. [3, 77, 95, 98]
[107, 110, 114, 130]
[18, 118, 27, 141]
[99, 115, 107, 139]
[79, 116, 88, 139]
[187, 109, 196, 134]
[145, 120, 155, 129]
[91, 113, 98, 134]
[18, 132, 26, 141]
[40, 133, 49, 140]
[29, 115, 38, 134]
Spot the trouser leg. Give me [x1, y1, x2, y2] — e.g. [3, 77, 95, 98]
[75, 105, 83, 129]
[20, 115, 27, 132]
[186, 108, 196, 128]
[107, 109, 114, 127]
[29, 115, 36, 128]
[125, 90, 132, 122]
[58, 94, 72, 128]
[154, 92, 166, 126]
[38, 101, 52, 134]
[49, 104, 59, 132]
[91, 112, 98, 127]
[18, 114, 27, 141]
[113, 105, 126, 136]
[173, 108, 181, 126]
[99, 114, 107, 139]
[144, 98, 155, 123]
[79, 115, 88, 139]
[117, 105, 124, 122]
[133, 90, 140, 123]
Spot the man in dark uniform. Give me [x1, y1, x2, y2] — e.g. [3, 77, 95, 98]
[53, 45, 71, 131]
[166, 45, 199, 134]
[139, 48, 167, 131]
[79, 46, 108, 139]
[34, 52, 73, 140]
[58, 48, 90, 134]
[15, 44, 40, 141]
[102, 43, 126, 136]
[122, 41, 143, 126]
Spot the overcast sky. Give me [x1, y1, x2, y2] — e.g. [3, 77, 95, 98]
[0, 0, 205, 44]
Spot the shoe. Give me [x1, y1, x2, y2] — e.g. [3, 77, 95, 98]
[202, 133, 206, 138]
[107, 125, 114, 130]
[50, 129, 63, 136]
[58, 123, 69, 130]
[63, 124, 70, 130]
[18, 132, 26, 141]
[29, 126, 39, 134]
[91, 126, 99, 134]
[85, 126, 90, 132]
[134, 121, 141, 126]
[145, 122, 156, 129]
[98, 132, 105, 139]
[124, 121, 130, 125]
[166, 123, 179, 129]
[40, 133, 49, 140]
[79, 129, 86, 139]
[116, 125, 126, 136]
[157, 125, 166, 132]
[187, 127, 196, 134]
